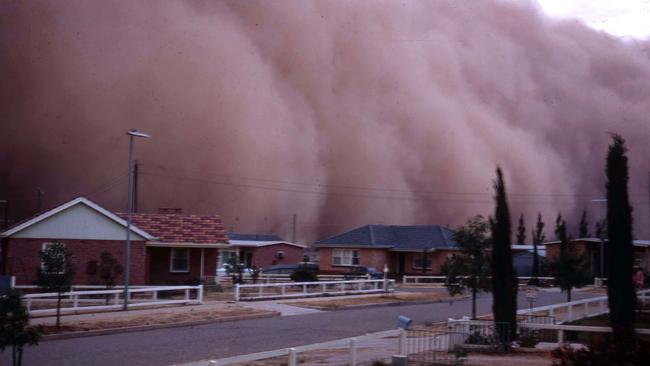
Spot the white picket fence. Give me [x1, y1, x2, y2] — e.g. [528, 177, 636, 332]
[448, 288, 650, 345]
[402, 275, 555, 286]
[22, 285, 203, 315]
[214, 273, 369, 285]
[235, 279, 394, 301]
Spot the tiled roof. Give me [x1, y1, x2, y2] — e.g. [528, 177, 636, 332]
[314, 225, 458, 251]
[227, 233, 283, 241]
[117, 212, 227, 244]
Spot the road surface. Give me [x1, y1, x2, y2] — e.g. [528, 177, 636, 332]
[6, 290, 595, 365]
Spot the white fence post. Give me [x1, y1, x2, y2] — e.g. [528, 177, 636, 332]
[558, 329, 564, 344]
[184, 289, 190, 301]
[235, 284, 240, 302]
[398, 328, 406, 355]
[567, 304, 573, 322]
[350, 338, 357, 366]
[198, 285, 204, 304]
[288, 348, 297, 366]
[73, 294, 79, 308]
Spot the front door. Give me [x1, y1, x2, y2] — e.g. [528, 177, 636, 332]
[396, 253, 406, 275]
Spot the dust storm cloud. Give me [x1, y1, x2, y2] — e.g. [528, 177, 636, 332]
[1, 1, 649, 241]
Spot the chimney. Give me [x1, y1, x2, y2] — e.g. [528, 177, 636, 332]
[158, 208, 183, 214]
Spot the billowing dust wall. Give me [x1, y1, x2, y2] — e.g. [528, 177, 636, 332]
[1, 1, 649, 241]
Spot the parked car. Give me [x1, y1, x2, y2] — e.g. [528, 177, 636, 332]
[343, 266, 383, 280]
[261, 263, 319, 275]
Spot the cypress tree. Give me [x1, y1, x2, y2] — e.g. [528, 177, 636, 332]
[605, 134, 636, 346]
[579, 209, 589, 238]
[516, 214, 526, 244]
[490, 167, 517, 342]
[551, 219, 589, 302]
[529, 213, 545, 286]
[554, 212, 563, 240]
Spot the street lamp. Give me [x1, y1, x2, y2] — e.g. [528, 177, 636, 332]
[124, 129, 150, 310]
[592, 199, 607, 282]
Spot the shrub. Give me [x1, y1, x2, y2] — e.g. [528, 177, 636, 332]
[290, 269, 317, 282]
[551, 335, 650, 366]
[517, 331, 539, 348]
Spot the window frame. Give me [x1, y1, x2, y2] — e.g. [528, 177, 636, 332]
[332, 249, 360, 266]
[170, 248, 191, 273]
[412, 255, 433, 270]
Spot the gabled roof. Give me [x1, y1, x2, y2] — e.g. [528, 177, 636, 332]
[0, 197, 154, 240]
[228, 233, 283, 242]
[229, 240, 306, 248]
[314, 225, 458, 251]
[118, 212, 228, 244]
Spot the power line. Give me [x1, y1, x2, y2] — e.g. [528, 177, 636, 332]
[144, 165, 650, 199]
[139, 171, 650, 207]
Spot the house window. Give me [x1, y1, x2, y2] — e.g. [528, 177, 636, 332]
[332, 249, 359, 266]
[170, 248, 190, 273]
[413, 256, 432, 270]
[41, 242, 67, 274]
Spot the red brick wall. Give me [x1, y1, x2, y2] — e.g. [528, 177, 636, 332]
[147, 247, 217, 285]
[317, 247, 456, 275]
[247, 244, 304, 268]
[401, 251, 455, 275]
[2, 238, 147, 285]
[318, 247, 388, 273]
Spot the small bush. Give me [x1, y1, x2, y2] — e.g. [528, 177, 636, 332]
[184, 278, 202, 286]
[290, 269, 317, 282]
[551, 335, 650, 366]
[517, 331, 539, 348]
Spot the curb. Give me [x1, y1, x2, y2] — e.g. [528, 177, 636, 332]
[42, 311, 281, 341]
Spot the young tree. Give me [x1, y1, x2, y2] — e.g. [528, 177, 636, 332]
[551, 219, 589, 302]
[529, 213, 546, 286]
[554, 212, 563, 240]
[490, 167, 517, 341]
[605, 134, 636, 347]
[579, 209, 589, 238]
[0, 289, 43, 366]
[96, 251, 123, 304]
[516, 214, 526, 245]
[36, 242, 76, 329]
[441, 215, 491, 319]
[97, 251, 123, 289]
[226, 255, 245, 284]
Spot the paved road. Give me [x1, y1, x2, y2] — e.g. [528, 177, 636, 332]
[7, 290, 596, 366]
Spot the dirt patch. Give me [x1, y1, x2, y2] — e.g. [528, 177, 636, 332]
[286, 292, 464, 310]
[40, 305, 274, 335]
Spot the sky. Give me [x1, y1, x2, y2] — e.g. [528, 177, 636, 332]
[2, 1, 650, 241]
[536, 0, 650, 39]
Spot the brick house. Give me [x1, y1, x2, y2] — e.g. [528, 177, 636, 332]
[0, 197, 228, 285]
[544, 238, 650, 278]
[314, 225, 459, 276]
[225, 233, 306, 269]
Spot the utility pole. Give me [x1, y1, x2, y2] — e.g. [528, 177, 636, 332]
[133, 161, 139, 213]
[36, 188, 44, 212]
[292, 214, 297, 243]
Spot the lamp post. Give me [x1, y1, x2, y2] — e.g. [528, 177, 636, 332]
[124, 129, 150, 310]
[592, 198, 607, 281]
